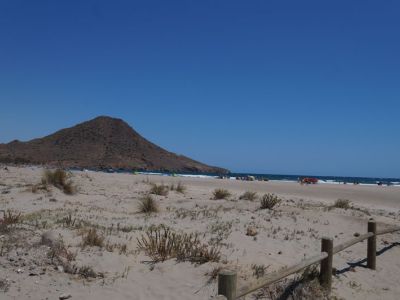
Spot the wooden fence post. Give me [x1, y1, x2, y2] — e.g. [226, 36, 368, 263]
[320, 237, 333, 292]
[218, 270, 237, 300]
[367, 220, 377, 270]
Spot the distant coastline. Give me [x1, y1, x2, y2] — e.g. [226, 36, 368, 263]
[72, 167, 400, 186]
[3, 163, 398, 186]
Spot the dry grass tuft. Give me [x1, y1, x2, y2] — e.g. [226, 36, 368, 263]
[149, 183, 169, 196]
[175, 182, 186, 194]
[239, 191, 258, 201]
[252, 264, 268, 279]
[0, 278, 10, 292]
[78, 265, 97, 278]
[82, 228, 104, 248]
[48, 239, 77, 262]
[0, 210, 22, 233]
[254, 265, 328, 299]
[62, 182, 76, 195]
[205, 266, 223, 284]
[212, 188, 231, 200]
[31, 183, 50, 193]
[1, 210, 21, 226]
[260, 193, 281, 209]
[42, 169, 76, 195]
[60, 213, 77, 228]
[138, 195, 159, 214]
[333, 199, 351, 210]
[137, 225, 220, 264]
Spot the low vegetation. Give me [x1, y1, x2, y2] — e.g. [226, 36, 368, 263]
[252, 264, 268, 279]
[60, 213, 77, 228]
[169, 182, 186, 193]
[41, 169, 76, 195]
[77, 265, 97, 278]
[138, 195, 159, 214]
[149, 183, 169, 196]
[260, 193, 282, 209]
[82, 228, 104, 248]
[333, 199, 351, 210]
[48, 238, 77, 263]
[259, 265, 328, 300]
[137, 225, 220, 264]
[31, 183, 49, 193]
[1, 210, 21, 226]
[175, 182, 186, 194]
[0, 210, 22, 233]
[212, 188, 231, 200]
[239, 191, 258, 201]
[0, 278, 10, 292]
[205, 266, 223, 284]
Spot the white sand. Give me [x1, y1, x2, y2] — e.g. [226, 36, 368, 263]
[0, 166, 399, 299]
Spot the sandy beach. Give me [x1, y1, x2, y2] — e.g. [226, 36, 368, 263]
[1, 166, 399, 300]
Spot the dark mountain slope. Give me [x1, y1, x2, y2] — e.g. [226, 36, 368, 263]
[0, 116, 228, 173]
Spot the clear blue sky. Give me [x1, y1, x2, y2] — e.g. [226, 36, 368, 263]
[0, 1, 399, 178]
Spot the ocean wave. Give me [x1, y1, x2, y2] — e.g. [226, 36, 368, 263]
[318, 180, 340, 184]
[176, 174, 217, 179]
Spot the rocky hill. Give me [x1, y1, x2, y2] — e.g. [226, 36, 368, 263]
[0, 116, 228, 173]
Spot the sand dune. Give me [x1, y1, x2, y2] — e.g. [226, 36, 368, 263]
[1, 166, 399, 299]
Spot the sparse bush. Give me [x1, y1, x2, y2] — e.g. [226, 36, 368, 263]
[137, 225, 220, 264]
[62, 182, 76, 195]
[149, 183, 169, 196]
[41, 169, 76, 195]
[239, 191, 258, 201]
[1, 210, 21, 226]
[333, 199, 351, 209]
[138, 195, 159, 214]
[212, 189, 231, 200]
[105, 241, 129, 255]
[31, 183, 49, 193]
[0, 210, 21, 232]
[82, 228, 104, 248]
[252, 264, 268, 279]
[119, 244, 128, 254]
[176, 182, 186, 194]
[260, 193, 281, 209]
[256, 265, 328, 299]
[78, 265, 97, 278]
[48, 238, 76, 262]
[62, 213, 76, 228]
[208, 220, 233, 246]
[0, 278, 10, 292]
[42, 169, 66, 186]
[300, 265, 320, 281]
[205, 266, 223, 284]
